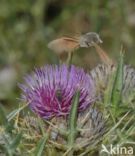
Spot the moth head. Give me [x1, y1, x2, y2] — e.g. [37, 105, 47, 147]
[79, 32, 103, 48]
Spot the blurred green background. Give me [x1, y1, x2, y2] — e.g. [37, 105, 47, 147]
[0, 0, 135, 110]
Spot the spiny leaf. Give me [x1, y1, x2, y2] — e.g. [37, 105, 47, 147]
[4, 133, 22, 156]
[7, 104, 28, 121]
[8, 132, 22, 151]
[105, 111, 130, 136]
[0, 104, 14, 133]
[37, 116, 46, 136]
[103, 67, 116, 106]
[34, 135, 48, 156]
[5, 122, 14, 133]
[112, 52, 124, 113]
[68, 91, 80, 146]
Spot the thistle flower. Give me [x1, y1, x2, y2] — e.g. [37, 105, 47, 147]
[90, 64, 135, 102]
[20, 65, 95, 119]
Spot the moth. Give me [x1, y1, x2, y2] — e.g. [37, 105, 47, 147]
[48, 32, 113, 65]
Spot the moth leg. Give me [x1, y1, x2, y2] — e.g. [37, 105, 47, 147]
[66, 51, 73, 65]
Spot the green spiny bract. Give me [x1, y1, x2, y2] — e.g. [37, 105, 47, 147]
[10, 106, 105, 155]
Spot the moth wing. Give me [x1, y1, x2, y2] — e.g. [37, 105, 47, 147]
[48, 37, 79, 55]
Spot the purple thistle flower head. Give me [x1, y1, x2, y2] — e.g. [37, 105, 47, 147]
[20, 65, 95, 119]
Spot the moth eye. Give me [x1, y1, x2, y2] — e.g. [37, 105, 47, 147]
[85, 41, 91, 47]
[92, 36, 98, 42]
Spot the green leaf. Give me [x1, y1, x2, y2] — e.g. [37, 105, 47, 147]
[8, 133, 22, 151]
[68, 91, 80, 146]
[5, 122, 14, 133]
[0, 144, 10, 156]
[0, 104, 8, 126]
[112, 52, 124, 112]
[7, 104, 28, 121]
[34, 135, 48, 156]
[37, 116, 46, 136]
[103, 68, 116, 106]
[0, 144, 6, 152]
[0, 104, 14, 133]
